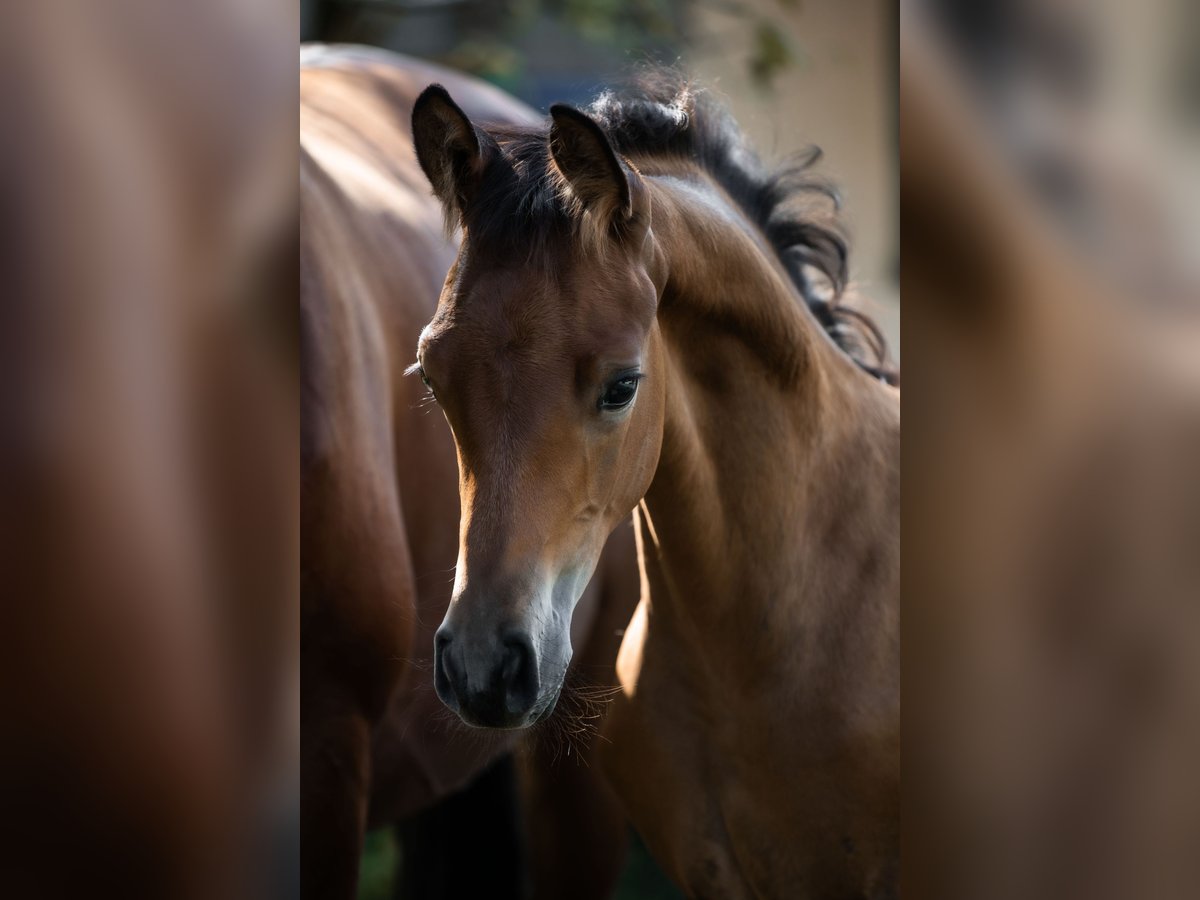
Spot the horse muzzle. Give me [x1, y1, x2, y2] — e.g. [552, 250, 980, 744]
[434, 625, 546, 728]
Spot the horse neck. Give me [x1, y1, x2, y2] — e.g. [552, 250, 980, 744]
[639, 175, 900, 658]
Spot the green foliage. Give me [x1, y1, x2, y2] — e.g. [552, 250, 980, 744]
[311, 0, 805, 89]
[614, 832, 688, 899]
[749, 20, 793, 87]
[356, 827, 683, 900]
[557, 0, 677, 42]
[357, 830, 399, 900]
[441, 0, 801, 91]
[442, 38, 524, 87]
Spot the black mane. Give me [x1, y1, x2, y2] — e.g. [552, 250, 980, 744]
[463, 70, 897, 385]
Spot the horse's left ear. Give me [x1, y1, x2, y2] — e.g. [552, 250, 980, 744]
[548, 104, 635, 226]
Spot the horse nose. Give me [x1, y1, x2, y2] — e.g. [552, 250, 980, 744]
[433, 626, 540, 728]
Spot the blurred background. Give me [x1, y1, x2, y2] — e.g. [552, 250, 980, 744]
[903, 2, 1200, 898]
[301, 0, 900, 353]
[919, 0, 1199, 307]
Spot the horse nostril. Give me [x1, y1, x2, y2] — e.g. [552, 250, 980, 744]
[434, 629, 459, 708]
[499, 632, 538, 718]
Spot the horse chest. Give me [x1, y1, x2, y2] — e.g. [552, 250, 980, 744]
[605, 626, 896, 899]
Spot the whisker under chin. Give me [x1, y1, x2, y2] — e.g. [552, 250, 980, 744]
[525, 668, 621, 761]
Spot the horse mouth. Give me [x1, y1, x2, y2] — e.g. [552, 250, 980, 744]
[452, 684, 563, 731]
[528, 683, 565, 726]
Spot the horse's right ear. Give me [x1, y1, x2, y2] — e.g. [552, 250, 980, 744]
[412, 85, 492, 227]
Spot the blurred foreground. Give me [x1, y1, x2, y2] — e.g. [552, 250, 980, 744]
[0, 2, 297, 897]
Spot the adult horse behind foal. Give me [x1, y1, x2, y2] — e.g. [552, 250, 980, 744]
[413, 73, 899, 897]
[301, 46, 633, 900]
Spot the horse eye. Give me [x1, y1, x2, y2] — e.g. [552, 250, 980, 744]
[599, 375, 639, 411]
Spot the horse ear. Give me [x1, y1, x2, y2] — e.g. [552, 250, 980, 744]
[412, 85, 493, 227]
[548, 104, 633, 225]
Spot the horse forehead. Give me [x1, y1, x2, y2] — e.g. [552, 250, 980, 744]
[452, 280, 565, 354]
[444, 261, 630, 351]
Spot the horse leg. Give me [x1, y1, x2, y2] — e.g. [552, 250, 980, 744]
[301, 695, 373, 900]
[299, 384, 416, 898]
[393, 753, 526, 900]
[520, 740, 629, 900]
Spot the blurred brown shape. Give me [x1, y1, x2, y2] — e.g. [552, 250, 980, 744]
[0, 1, 297, 897]
[903, 4, 1200, 899]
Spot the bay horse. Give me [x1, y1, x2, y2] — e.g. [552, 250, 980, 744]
[301, 45, 635, 900]
[411, 72, 900, 897]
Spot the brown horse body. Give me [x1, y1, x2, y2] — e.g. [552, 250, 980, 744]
[301, 46, 633, 899]
[600, 184, 900, 897]
[412, 74, 899, 897]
